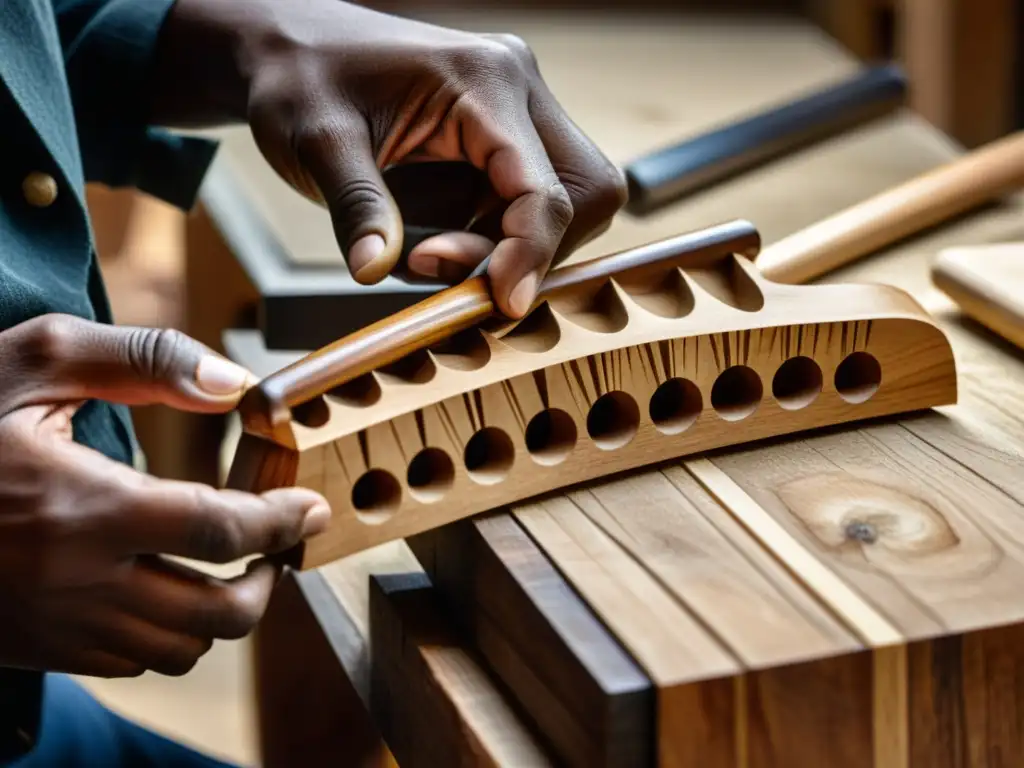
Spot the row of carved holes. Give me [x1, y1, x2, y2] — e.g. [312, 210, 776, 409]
[349, 351, 881, 518]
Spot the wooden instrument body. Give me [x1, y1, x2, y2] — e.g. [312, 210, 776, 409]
[228, 230, 956, 568]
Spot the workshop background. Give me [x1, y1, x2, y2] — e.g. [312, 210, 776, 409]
[79, 0, 1022, 765]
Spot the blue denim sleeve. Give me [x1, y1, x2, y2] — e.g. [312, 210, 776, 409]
[52, 0, 219, 210]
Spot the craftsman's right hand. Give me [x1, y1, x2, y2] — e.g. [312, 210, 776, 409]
[0, 314, 331, 678]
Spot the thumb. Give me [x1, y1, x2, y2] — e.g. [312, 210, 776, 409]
[299, 111, 404, 284]
[0, 314, 257, 414]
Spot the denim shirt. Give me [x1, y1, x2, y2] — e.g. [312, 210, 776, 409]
[0, 0, 218, 760]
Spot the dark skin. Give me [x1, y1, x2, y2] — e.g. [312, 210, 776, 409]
[152, 0, 627, 317]
[0, 315, 330, 677]
[0, 0, 625, 678]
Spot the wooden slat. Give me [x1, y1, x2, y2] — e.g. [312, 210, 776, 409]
[511, 496, 741, 767]
[407, 514, 655, 767]
[368, 572, 555, 767]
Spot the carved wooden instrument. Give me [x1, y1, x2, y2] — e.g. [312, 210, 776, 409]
[227, 218, 957, 568]
[756, 129, 1024, 283]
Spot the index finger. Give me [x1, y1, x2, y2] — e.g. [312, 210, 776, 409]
[455, 92, 575, 318]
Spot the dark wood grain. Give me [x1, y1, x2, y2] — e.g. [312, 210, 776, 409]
[407, 513, 655, 767]
[253, 571, 393, 768]
[908, 622, 1024, 766]
[237, 218, 761, 443]
[368, 571, 555, 767]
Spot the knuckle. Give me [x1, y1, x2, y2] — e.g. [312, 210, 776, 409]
[492, 33, 538, 70]
[125, 328, 193, 383]
[18, 314, 79, 371]
[588, 166, 629, 220]
[326, 180, 388, 239]
[218, 590, 264, 639]
[191, 588, 262, 640]
[152, 644, 206, 677]
[546, 182, 576, 233]
[185, 496, 246, 564]
[603, 167, 631, 213]
[452, 40, 527, 85]
[294, 115, 342, 154]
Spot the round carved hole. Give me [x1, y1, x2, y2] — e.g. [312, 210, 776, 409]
[710, 366, 763, 421]
[835, 351, 882, 403]
[464, 427, 515, 485]
[430, 328, 491, 371]
[406, 448, 455, 503]
[772, 356, 823, 411]
[350, 469, 401, 524]
[586, 391, 640, 450]
[649, 378, 703, 434]
[291, 396, 331, 428]
[326, 373, 382, 408]
[525, 409, 577, 466]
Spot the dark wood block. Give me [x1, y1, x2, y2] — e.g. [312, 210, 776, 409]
[368, 571, 556, 766]
[408, 513, 655, 767]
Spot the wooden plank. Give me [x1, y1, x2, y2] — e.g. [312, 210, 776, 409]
[701, 422, 1024, 640]
[511, 496, 742, 768]
[252, 571, 393, 768]
[907, 621, 1024, 765]
[510, 494, 885, 767]
[368, 572, 554, 767]
[564, 466, 861, 665]
[932, 243, 1024, 351]
[407, 514, 655, 767]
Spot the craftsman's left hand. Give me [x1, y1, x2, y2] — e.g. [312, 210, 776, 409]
[158, 0, 626, 318]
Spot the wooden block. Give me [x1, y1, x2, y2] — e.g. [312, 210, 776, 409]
[253, 571, 394, 768]
[407, 514, 655, 767]
[368, 571, 555, 767]
[509, 478, 878, 767]
[932, 242, 1024, 350]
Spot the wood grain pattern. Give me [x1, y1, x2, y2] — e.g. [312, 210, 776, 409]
[755, 129, 1024, 284]
[407, 514, 655, 767]
[368, 572, 555, 767]
[227, 240, 957, 567]
[507, 493, 884, 767]
[932, 242, 1024, 350]
[218, 14, 1024, 767]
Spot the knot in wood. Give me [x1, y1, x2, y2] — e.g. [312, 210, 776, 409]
[845, 520, 878, 544]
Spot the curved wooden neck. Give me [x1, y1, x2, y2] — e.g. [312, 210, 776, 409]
[237, 218, 762, 443]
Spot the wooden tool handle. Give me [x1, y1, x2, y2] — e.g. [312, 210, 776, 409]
[238, 218, 761, 442]
[756, 129, 1024, 284]
[623, 63, 908, 215]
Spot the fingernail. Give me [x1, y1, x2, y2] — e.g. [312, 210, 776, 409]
[349, 234, 386, 276]
[407, 253, 440, 278]
[302, 503, 332, 537]
[196, 355, 253, 395]
[509, 272, 540, 317]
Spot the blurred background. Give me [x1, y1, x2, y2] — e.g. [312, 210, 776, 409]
[82, 0, 1021, 765]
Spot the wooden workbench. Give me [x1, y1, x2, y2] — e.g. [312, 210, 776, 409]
[200, 10, 1024, 767]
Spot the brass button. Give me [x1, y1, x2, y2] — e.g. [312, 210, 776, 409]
[22, 172, 58, 208]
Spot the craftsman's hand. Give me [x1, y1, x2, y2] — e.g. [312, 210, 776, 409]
[0, 314, 330, 678]
[155, 1, 627, 318]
